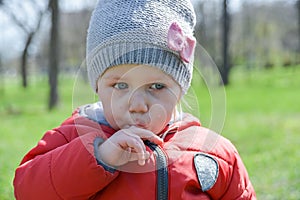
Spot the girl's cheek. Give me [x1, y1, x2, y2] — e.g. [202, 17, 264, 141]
[149, 104, 168, 124]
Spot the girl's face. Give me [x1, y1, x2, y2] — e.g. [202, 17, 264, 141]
[97, 64, 182, 134]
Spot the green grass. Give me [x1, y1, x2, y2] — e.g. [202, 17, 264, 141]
[224, 67, 300, 199]
[0, 66, 300, 199]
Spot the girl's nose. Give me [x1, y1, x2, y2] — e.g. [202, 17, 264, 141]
[128, 90, 148, 113]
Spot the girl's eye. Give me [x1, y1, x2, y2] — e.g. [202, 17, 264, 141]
[150, 83, 165, 90]
[113, 82, 128, 90]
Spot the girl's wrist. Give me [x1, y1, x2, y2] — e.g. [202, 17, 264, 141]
[93, 137, 117, 173]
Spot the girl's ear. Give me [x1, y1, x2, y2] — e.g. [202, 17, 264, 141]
[96, 81, 101, 101]
[96, 76, 101, 95]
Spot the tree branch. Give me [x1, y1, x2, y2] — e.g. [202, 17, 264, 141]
[1, 7, 30, 33]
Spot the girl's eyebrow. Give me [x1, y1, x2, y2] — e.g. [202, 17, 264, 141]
[102, 75, 121, 80]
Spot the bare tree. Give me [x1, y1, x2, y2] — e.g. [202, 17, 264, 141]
[21, 10, 44, 88]
[48, 0, 60, 110]
[0, 0, 46, 88]
[220, 0, 231, 85]
[297, 0, 300, 62]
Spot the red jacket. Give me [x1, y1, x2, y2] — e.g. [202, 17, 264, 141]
[14, 103, 256, 200]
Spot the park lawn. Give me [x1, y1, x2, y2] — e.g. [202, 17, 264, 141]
[223, 67, 300, 199]
[0, 66, 300, 199]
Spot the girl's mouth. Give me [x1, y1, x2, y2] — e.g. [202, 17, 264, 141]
[134, 124, 148, 129]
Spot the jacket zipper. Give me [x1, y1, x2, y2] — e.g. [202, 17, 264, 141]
[145, 140, 168, 200]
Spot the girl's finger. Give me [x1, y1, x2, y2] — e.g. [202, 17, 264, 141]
[128, 151, 150, 166]
[127, 126, 164, 145]
[125, 137, 149, 165]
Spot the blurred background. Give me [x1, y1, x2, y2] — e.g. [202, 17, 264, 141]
[0, 0, 299, 199]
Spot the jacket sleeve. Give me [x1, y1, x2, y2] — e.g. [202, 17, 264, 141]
[220, 151, 256, 199]
[13, 116, 119, 200]
[207, 139, 256, 200]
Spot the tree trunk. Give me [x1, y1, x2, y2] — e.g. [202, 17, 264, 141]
[48, 0, 60, 110]
[21, 33, 34, 88]
[3, 2, 45, 89]
[298, 0, 300, 62]
[221, 0, 231, 85]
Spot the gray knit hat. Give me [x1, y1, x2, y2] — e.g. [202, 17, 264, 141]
[86, 0, 196, 94]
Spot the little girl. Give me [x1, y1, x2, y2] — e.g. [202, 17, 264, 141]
[13, 0, 256, 199]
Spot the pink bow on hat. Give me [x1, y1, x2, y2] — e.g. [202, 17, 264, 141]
[167, 22, 196, 63]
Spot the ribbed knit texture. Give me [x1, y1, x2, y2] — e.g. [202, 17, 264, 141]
[86, 0, 196, 94]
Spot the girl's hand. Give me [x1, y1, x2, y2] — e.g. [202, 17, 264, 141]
[97, 126, 163, 167]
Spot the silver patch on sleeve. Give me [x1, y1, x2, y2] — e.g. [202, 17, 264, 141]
[194, 153, 219, 192]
